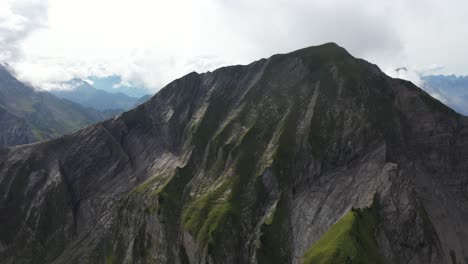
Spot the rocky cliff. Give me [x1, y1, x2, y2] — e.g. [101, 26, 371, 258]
[1, 43, 468, 264]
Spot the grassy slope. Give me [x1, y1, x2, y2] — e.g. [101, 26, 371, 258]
[300, 198, 384, 264]
[99, 44, 389, 263]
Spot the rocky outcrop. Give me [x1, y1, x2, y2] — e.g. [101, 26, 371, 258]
[1, 43, 468, 264]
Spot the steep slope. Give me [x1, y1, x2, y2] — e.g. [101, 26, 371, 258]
[0, 66, 116, 147]
[1, 43, 468, 264]
[51, 79, 140, 111]
[0, 106, 46, 146]
[300, 198, 383, 264]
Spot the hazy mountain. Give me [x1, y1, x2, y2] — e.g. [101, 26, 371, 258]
[422, 75, 468, 115]
[0, 65, 115, 147]
[135, 94, 152, 106]
[89, 75, 151, 98]
[51, 79, 140, 111]
[1, 44, 468, 264]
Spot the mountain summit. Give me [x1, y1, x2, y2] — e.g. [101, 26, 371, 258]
[1, 43, 467, 264]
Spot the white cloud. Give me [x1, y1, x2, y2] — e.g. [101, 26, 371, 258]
[83, 79, 94, 85]
[2, 0, 468, 92]
[0, 0, 48, 61]
[417, 64, 446, 76]
[386, 67, 424, 86]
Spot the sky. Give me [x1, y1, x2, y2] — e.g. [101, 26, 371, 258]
[1, 0, 468, 92]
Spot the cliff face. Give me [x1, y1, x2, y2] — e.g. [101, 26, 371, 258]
[1, 43, 468, 264]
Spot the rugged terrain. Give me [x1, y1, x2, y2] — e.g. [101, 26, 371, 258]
[0, 65, 117, 147]
[1, 43, 468, 264]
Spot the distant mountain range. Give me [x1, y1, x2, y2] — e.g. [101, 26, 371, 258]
[51, 79, 149, 111]
[422, 75, 468, 115]
[0, 65, 117, 147]
[88, 75, 151, 98]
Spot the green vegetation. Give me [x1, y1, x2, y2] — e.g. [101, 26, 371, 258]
[275, 109, 298, 184]
[256, 196, 292, 264]
[180, 112, 284, 255]
[254, 110, 299, 264]
[102, 168, 190, 264]
[103, 174, 169, 264]
[300, 196, 383, 264]
[193, 93, 229, 148]
[182, 178, 234, 246]
[180, 124, 260, 252]
[131, 172, 170, 195]
[157, 166, 191, 228]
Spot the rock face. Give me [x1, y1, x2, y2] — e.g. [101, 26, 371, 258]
[0, 65, 117, 147]
[1, 43, 468, 264]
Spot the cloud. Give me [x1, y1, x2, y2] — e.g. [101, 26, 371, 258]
[9, 0, 406, 92]
[3, 0, 468, 92]
[385, 67, 424, 86]
[418, 64, 445, 76]
[215, 0, 404, 63]
[0, 0, 48, 61]
[82, 79, 93, 85]
[384, 63, 446, 88]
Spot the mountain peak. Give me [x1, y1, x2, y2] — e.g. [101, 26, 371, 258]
[299, 42, 346, 51]
[1, 45, 468, 264]
[286, 42, 352, 60]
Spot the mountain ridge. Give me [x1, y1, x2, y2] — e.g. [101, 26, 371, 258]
[1, 43, 468, 264]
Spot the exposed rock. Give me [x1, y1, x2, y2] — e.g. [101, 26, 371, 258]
[1, 43, 468, 263]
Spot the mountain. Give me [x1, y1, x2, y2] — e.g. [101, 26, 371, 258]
[0, 65, 115, 147]
[51, 79, 140, 111]
[1, 43, 468, 264]
[89, 75, 151, 98]
[135, 94, 152, 106]
[422, 75, 468, 115]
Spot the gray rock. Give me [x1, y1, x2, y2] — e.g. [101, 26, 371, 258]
[1, 43, 468, 264]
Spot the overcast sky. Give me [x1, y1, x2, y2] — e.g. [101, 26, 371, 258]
[1, 0, 467, 92]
